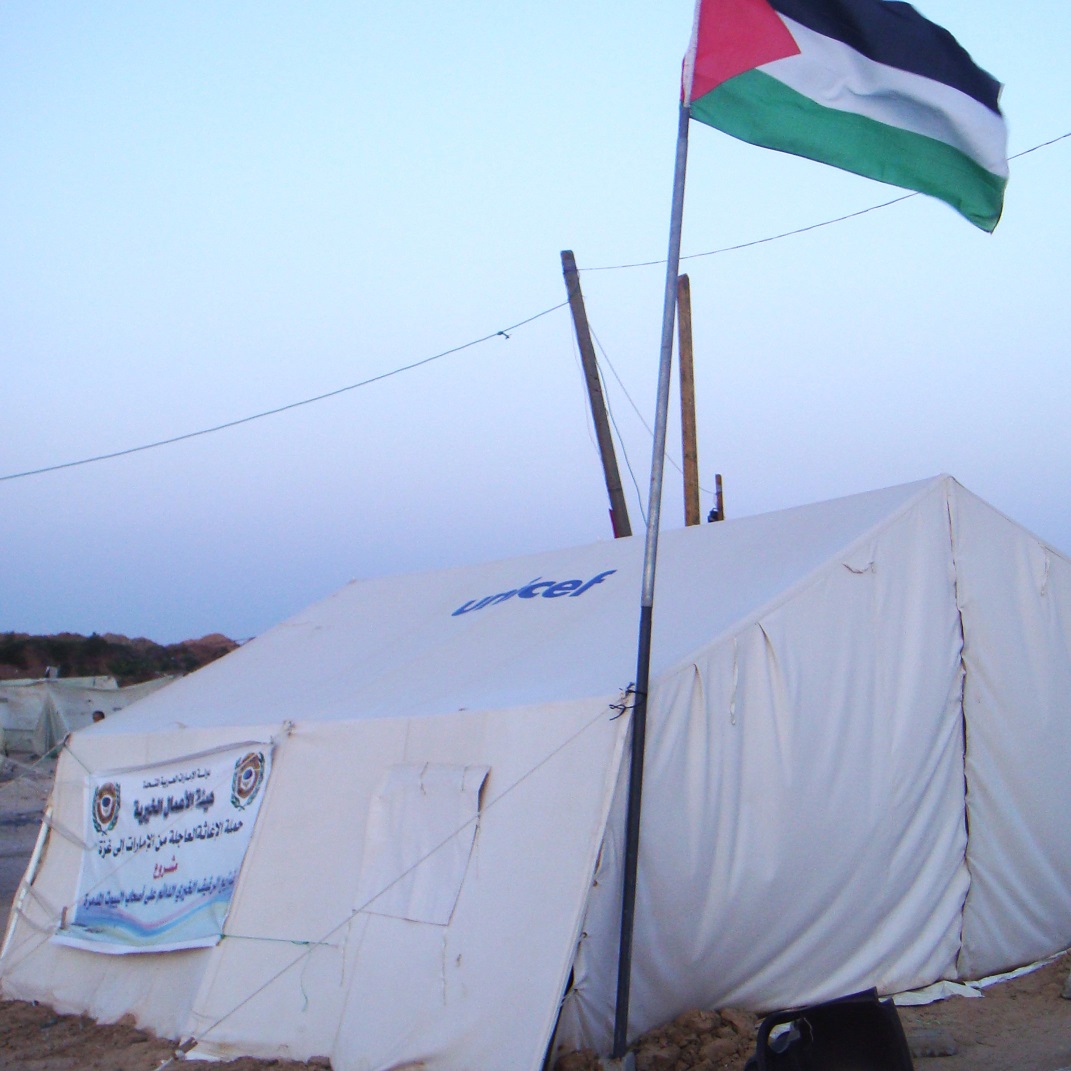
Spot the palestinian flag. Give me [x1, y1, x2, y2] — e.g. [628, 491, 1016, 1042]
[683, 0, 1008, 231]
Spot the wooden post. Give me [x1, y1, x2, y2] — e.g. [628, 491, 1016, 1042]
[708, 473, 725, 522]
[561, 250, 632, 538]
[677, 274, 700, 526]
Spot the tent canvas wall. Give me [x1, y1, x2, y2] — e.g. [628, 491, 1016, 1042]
[2, 476, 1069, 1070]
[0, 677, 174, 757]
[0, 677, 115, 757]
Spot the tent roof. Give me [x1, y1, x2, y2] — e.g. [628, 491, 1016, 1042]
[95, 477, 956, 735]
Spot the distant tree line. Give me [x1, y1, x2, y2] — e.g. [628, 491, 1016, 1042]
[0, 632, 238, 686]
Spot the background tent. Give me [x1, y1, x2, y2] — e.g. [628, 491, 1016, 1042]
[2, 476, 1069, 1071]
[0, 677, 173, 757]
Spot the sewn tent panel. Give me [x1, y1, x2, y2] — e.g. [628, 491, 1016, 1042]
[356, 762, 490, 925]
[560, 482, 970, 1051]
[178, 717, 406, 1061]
[183, 698, 626, 1071]
[30, 695, 63, 758]
[0, 683, 51, 753]
[950, 483, 1071, 977]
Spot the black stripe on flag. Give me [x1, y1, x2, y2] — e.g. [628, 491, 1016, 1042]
[768, 0, 1002, 113]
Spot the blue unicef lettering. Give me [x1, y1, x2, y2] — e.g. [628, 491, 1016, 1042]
[451, 570, 616, 616]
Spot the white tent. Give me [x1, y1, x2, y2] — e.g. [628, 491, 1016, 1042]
[2, 476, 1069, 1070]
[0, 677, 173, 757]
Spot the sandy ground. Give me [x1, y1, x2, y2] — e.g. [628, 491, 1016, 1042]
[899, 958, 1071, 1071]
[2, 754, 1069, 1071]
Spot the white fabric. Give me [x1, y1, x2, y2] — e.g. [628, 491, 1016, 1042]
[356, 762, 490, 925]
[0, 683, 52, 752]
[949, 483, 1071, 977]
[893, 980, 982, 1005]
[182, 702, 627, 1071]
[558, 481, 971, 1049]
[769, 19, 1009, 176]
[3, 476, 1071, 1070]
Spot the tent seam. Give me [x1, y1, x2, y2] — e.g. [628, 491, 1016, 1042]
[945, 482, 973, 980]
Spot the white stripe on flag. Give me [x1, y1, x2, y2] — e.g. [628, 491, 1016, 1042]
[764, 18, 1008, 177]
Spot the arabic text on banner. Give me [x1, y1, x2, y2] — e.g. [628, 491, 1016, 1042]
[53, 744, 272, 954]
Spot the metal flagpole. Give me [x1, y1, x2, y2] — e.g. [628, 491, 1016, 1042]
[611, 100, 692, 1060]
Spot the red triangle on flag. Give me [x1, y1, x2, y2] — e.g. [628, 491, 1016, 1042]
[685, 0, 801, 103]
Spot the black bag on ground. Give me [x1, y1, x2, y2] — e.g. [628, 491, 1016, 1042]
[745, 988, 914, 1071]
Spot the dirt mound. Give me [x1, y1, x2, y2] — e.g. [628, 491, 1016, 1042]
[0, 1001, 176, 1070]
[1, 960, 1070, 1070]
[0, 1000, 328, 1070]
[556, 1007, 758, 1071]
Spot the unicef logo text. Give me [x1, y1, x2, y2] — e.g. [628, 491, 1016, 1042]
[452, 570, 616, 617]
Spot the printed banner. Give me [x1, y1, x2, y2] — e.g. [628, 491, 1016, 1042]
[53, 743, 272, 954]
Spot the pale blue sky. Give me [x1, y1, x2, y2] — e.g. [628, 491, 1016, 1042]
[2, 1, 1069, 643]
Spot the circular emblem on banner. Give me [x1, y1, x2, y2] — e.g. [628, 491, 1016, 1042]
[231, 751, 265, 810]
[92, 782, 121, 833]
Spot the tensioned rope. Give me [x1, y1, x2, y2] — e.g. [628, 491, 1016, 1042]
[590, 324, 714, 500]
[581, 132, 1071, 272]
[2, 130, 1066, 486]
[0, 303, 568, 484]
[189, 698, 621, 1045]
[599, 367, 648, 528]
[563, 291, 649, 527]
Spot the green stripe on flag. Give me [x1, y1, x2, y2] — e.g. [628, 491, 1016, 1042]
[691, 69, 1006, 231]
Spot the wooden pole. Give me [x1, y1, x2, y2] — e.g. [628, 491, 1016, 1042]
[677, 274, 700, 526]
[561, 250, 632, 538]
